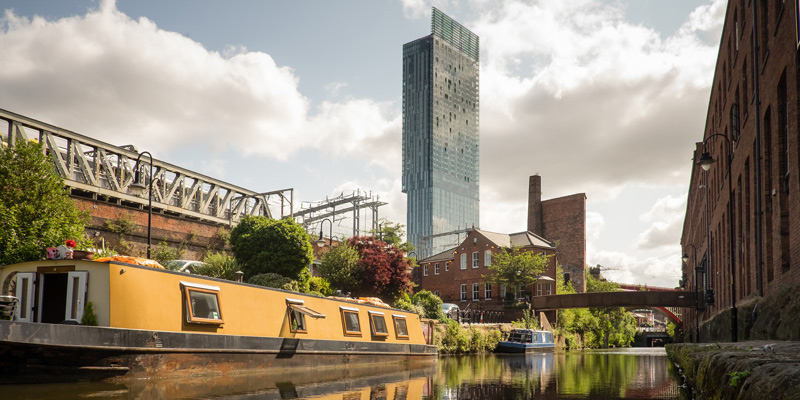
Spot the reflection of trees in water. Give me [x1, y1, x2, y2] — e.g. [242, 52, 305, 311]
[427, 350, 679, 399]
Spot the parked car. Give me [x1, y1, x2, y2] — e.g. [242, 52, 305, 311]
[442, 303, 460, 319]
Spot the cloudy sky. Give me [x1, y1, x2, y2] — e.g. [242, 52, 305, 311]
[0, 0, 725, 287]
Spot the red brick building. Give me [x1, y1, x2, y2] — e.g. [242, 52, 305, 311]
[528, 175, 587, 293]
[418, 229, 558, 313]
[681, 0, 800, 342]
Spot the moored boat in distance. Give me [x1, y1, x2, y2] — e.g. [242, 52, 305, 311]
[494, 328, 555, 353]
[0, 259, 437, 383]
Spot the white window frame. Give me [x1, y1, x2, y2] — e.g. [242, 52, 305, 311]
[445, 262, 450, 271]
[484, 282, 492, 300]
[423, 265, 428, 276]
[434, 263, 440, 275]
[472, 283, 480, 300]
[460, 284, 467, 301]
[472, 252, 479, 268]
[484, 250, 492, 266]
[546, 283, 552, 295]
[460, 253, 467, 270]
[537, 283, 543, 297]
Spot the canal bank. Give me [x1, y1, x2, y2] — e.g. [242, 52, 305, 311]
[666, 341, 800, 399]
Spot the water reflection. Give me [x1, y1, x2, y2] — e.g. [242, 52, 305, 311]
[3, 348, 681, 399]
[430, 348, 680, 400]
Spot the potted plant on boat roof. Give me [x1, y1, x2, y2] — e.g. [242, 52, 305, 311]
[69, 238, 95, 261]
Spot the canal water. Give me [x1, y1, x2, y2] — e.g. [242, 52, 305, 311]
[4, 348, 682, 399]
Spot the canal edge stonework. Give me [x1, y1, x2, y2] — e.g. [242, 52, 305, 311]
[666, 341, 800, 399]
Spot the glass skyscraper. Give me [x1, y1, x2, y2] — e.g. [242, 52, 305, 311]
[402, 8, 480, 258]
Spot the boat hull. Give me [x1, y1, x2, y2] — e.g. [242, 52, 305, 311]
[494, 341, 555, 353]
[0, 320, 437, 384]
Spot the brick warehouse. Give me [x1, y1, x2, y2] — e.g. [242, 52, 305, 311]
[418, 175, 587, 321]
[681, 0, 800, 342]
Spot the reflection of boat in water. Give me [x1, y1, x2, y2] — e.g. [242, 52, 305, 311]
[494, 328, 555, 353]
[0, 259, 437, 383]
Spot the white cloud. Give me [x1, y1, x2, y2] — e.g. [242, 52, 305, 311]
[0, 1, 399, 170]
[324, 81, 348, 97]
[637, 195, 686, 250]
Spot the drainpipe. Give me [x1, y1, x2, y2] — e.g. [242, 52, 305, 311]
[752, 0, 764, 297]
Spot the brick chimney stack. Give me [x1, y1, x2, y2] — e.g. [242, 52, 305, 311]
[527, 174, 543, 235]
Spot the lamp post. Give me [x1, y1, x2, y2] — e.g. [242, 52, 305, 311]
[682, 243, 702, 343]
[130, 151, 153, 259]
[315, 218, 333, 248]
[697, 133, 737, 342]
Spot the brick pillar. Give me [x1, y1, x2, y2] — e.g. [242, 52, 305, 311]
[527, 174, 543, 235]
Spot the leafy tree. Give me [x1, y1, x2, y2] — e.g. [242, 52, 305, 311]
[195, 251, 240, 280]
[372, 219, 414, 253]
[0, 140, 89, 265]
[318, 241, 362, 295]
[248, 272, 295, 289]
[349, 236, 413, 301]
[484, 246, 551, 298]
[394, 290, 445, 320]
[230, 216, 313, 280]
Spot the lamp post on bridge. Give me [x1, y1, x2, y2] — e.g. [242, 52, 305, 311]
[697, 133, 737, 342]
[130, 151, 154, 259]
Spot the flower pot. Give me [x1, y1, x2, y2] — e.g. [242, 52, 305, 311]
[72, 250, 94, 261]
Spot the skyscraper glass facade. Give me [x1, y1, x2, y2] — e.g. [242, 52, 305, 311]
[402, 8, 480, 258]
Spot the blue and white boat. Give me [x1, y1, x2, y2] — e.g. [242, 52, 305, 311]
[495, 328, 555, 353]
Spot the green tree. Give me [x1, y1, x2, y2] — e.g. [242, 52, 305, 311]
[484, 246, 551, 299]
[0, 141, 89, 265]
[230, 216, 313, 280]
[394, 290, 445, 320]
[372, 219, 414, 253]
[318, 241, 362, 295]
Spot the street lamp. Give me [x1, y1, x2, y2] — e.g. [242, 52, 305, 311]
[130, 151, 153, 259]
[697, 133, 737, 342]
[683, 243, 702, 343]
[315, 218, 333, 248]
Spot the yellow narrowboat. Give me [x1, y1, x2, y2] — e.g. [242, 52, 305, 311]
[0, 259, 437, 383]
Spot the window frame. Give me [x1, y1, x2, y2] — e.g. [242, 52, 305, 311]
[485, 282, 492, 300]
[484, 250, 492, 266]
[423, 265, 429, 276]
[434, 263, 440, 275]
[369, 311, 389, 337]
[285, 298, 326, 333]
[472, 283, 480, 300]
[460, 284, 467, 301]
[472, 252, 479, 268]
[340, 306, 362, 336]
[181, 281, 223, 325]
[392, 314, 409, 339]
[460, 253, 467, 270]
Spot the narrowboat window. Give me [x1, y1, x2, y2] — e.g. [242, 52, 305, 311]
[181, 281, 222, 325]
[369, 311, 389, 336]
[393, 314, 409, 339]
[534, 333, 539, 342]
[286, 298, 325, 333]
[340, 307, 361, 335]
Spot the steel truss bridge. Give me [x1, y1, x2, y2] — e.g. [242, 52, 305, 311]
[0, 108, 294, 226]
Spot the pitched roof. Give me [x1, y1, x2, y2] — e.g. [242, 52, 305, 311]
[475, 229, 555, 250]
[419, 247, 457, 263]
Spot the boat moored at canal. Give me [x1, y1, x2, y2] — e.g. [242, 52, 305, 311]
[494, 328, 555, 353]
[0, 259, 437, 383]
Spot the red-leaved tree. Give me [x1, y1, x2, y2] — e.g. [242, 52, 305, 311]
[348, 236, 413, 301]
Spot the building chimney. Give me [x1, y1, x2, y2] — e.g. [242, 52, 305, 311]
[527, 174, 543, 235]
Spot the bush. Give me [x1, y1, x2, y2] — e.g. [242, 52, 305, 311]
[196, 252, 240, 280]
[437, 319, 502, 354]
[248, 273, 294, 289]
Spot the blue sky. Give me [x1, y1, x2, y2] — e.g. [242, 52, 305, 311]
[0, 0, 727, 286]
